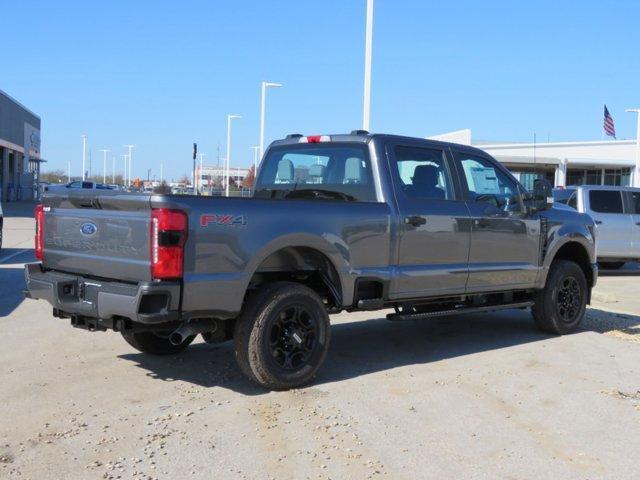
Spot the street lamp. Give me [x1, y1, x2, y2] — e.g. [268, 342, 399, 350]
[198, 153, 206, 193]
[99, 149, 110, 184]
[362, 0, 374, 131]
[250, 146, 260, 176]
[226, 114, 241, 197]
[81, 134, 88, 180]
[259, 82, 283, 158]
[121, 154, 128, 186]
[124, 145, 135, 187]
[627, 109, 640, 187]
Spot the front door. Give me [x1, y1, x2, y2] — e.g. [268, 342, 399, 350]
[587, 189, 632, 258]
[388, 143, 471, 299]
[451, 149, 541, 292]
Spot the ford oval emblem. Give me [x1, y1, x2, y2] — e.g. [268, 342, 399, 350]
[80, 222, 97, 236]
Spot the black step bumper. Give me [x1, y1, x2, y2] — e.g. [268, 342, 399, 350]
[24, 263, 181, 324]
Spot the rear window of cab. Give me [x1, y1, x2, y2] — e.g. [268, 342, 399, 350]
[254, 144, 376, 202]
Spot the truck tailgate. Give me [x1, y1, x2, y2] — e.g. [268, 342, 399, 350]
[42, 192, 153, 283]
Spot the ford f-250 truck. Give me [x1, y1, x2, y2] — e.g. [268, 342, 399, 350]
[25, 132, 597, 390]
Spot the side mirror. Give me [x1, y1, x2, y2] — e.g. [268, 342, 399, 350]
[532, 179, 554, 211]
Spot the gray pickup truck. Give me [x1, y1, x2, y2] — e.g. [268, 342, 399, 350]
[25, 132, 597, 390]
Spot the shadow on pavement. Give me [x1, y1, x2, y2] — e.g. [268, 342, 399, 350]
[584, 307, 640, 338]
[0, 266, 28, 317]
[119, 309, 552, 395]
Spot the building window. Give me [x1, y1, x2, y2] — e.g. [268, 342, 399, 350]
[604, 168, 631, 186]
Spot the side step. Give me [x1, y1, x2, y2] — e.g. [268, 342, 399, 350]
[357, 298, 385, 310]
[386, 301, 534, 322]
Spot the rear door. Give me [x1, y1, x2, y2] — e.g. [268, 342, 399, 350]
[625, 190, 640, 257]
[42, 191, 153, 282]
[587, 189, 632, 258]
[451, 149, 541, 291]
[387, 141, 470, 298]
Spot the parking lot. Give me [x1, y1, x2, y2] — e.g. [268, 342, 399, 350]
[1, 203, 639, 479]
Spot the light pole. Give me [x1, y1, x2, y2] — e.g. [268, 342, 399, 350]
[112, 156, 116, 184]
[198, 153, 206, 193]
[362, 0, 374, 131]
[160, 162, 164, 183]
[627, 109, 640, 187]
[124, 145, 135, 187]
[99, 149, 109, 184]
[250, 145, 260, 177]
[67, 160, 71, 183]
[81, 134, 87, 180]
[121, 154, 128, 187]
[226, 114, 241, 197]
[259, 82, 282, 158]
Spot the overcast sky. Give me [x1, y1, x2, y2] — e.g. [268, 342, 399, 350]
[3, 0, 639, 181]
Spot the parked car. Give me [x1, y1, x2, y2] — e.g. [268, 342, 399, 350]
[0, 201, 3, 251]
[562, 185, 640, 269]
[47, 181, 115, 191]
[25, 132, 597, 390]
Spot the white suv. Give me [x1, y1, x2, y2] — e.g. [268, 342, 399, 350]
[566, 185, 640, 269]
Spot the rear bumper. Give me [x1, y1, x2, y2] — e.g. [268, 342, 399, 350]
[24, 263, 181, 324]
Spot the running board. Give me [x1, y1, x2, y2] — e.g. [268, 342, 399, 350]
[386, 301, 534, 322]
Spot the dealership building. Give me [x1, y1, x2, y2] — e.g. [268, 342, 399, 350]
[0, 89, 43, 201]
[430, 129, 640, 191]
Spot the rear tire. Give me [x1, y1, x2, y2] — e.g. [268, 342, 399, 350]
[234, 282, 331, 390]
[598, 261, 625, 270]
[121, 330, 195, 355]
[532, 260, 587, 334]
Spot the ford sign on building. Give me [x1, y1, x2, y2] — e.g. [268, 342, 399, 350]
[0, 89, 44, 201]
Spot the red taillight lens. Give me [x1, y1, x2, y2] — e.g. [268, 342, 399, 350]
[35, 204, 44, 260]
[150, 208, 188, 280]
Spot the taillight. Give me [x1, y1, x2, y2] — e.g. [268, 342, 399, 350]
[150, 208, 188, 280]
[35, 204, 44, 260]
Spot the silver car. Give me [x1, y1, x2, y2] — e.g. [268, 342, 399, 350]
[565, 185, 640, 269]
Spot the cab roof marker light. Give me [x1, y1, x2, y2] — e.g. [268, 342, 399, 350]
[299, 135, 331, 144]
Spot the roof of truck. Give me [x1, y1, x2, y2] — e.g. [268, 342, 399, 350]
[269, 132, 490, 155]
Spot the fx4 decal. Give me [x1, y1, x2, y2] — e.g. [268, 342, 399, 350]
[200, 214, 247, 227]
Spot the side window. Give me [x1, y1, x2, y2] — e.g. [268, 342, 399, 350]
[394, 146, 453, 200]
[68, 181, 82, 188]
[568, 192, 578, 210]
[589, 190, 623, 214]
[454, 152, 522, 212]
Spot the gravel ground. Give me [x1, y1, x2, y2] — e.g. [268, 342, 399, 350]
[1, 203, 639, 479]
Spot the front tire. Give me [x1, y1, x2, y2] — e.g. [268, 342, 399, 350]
[532, 260, 587, 334]
[234, 282, 331, 390]
[121, 330, 195, 355]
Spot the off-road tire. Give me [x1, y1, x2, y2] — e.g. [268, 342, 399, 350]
[121, 330, 195, 355]
[532, 260, 587, 334]
[234, 282, 331, 390]
[598, 261, 625, 270]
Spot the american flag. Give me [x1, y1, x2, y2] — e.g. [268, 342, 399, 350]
[603, 105, 616, 139]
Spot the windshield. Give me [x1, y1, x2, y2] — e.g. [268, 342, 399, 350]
[254, 144, 376, 202]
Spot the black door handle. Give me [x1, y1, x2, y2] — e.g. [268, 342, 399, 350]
[595, 220, 603, 225]
[635, 222, 640, 226]
[405, 215, 427, 227]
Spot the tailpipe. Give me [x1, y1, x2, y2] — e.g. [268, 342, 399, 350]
[169, 318, 217, 346]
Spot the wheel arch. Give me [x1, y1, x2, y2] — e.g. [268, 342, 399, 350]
[242, 234, 351, 309]
[544, 239, 595, 289]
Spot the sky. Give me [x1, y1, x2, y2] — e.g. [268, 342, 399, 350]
[3, 0, 640, 181]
